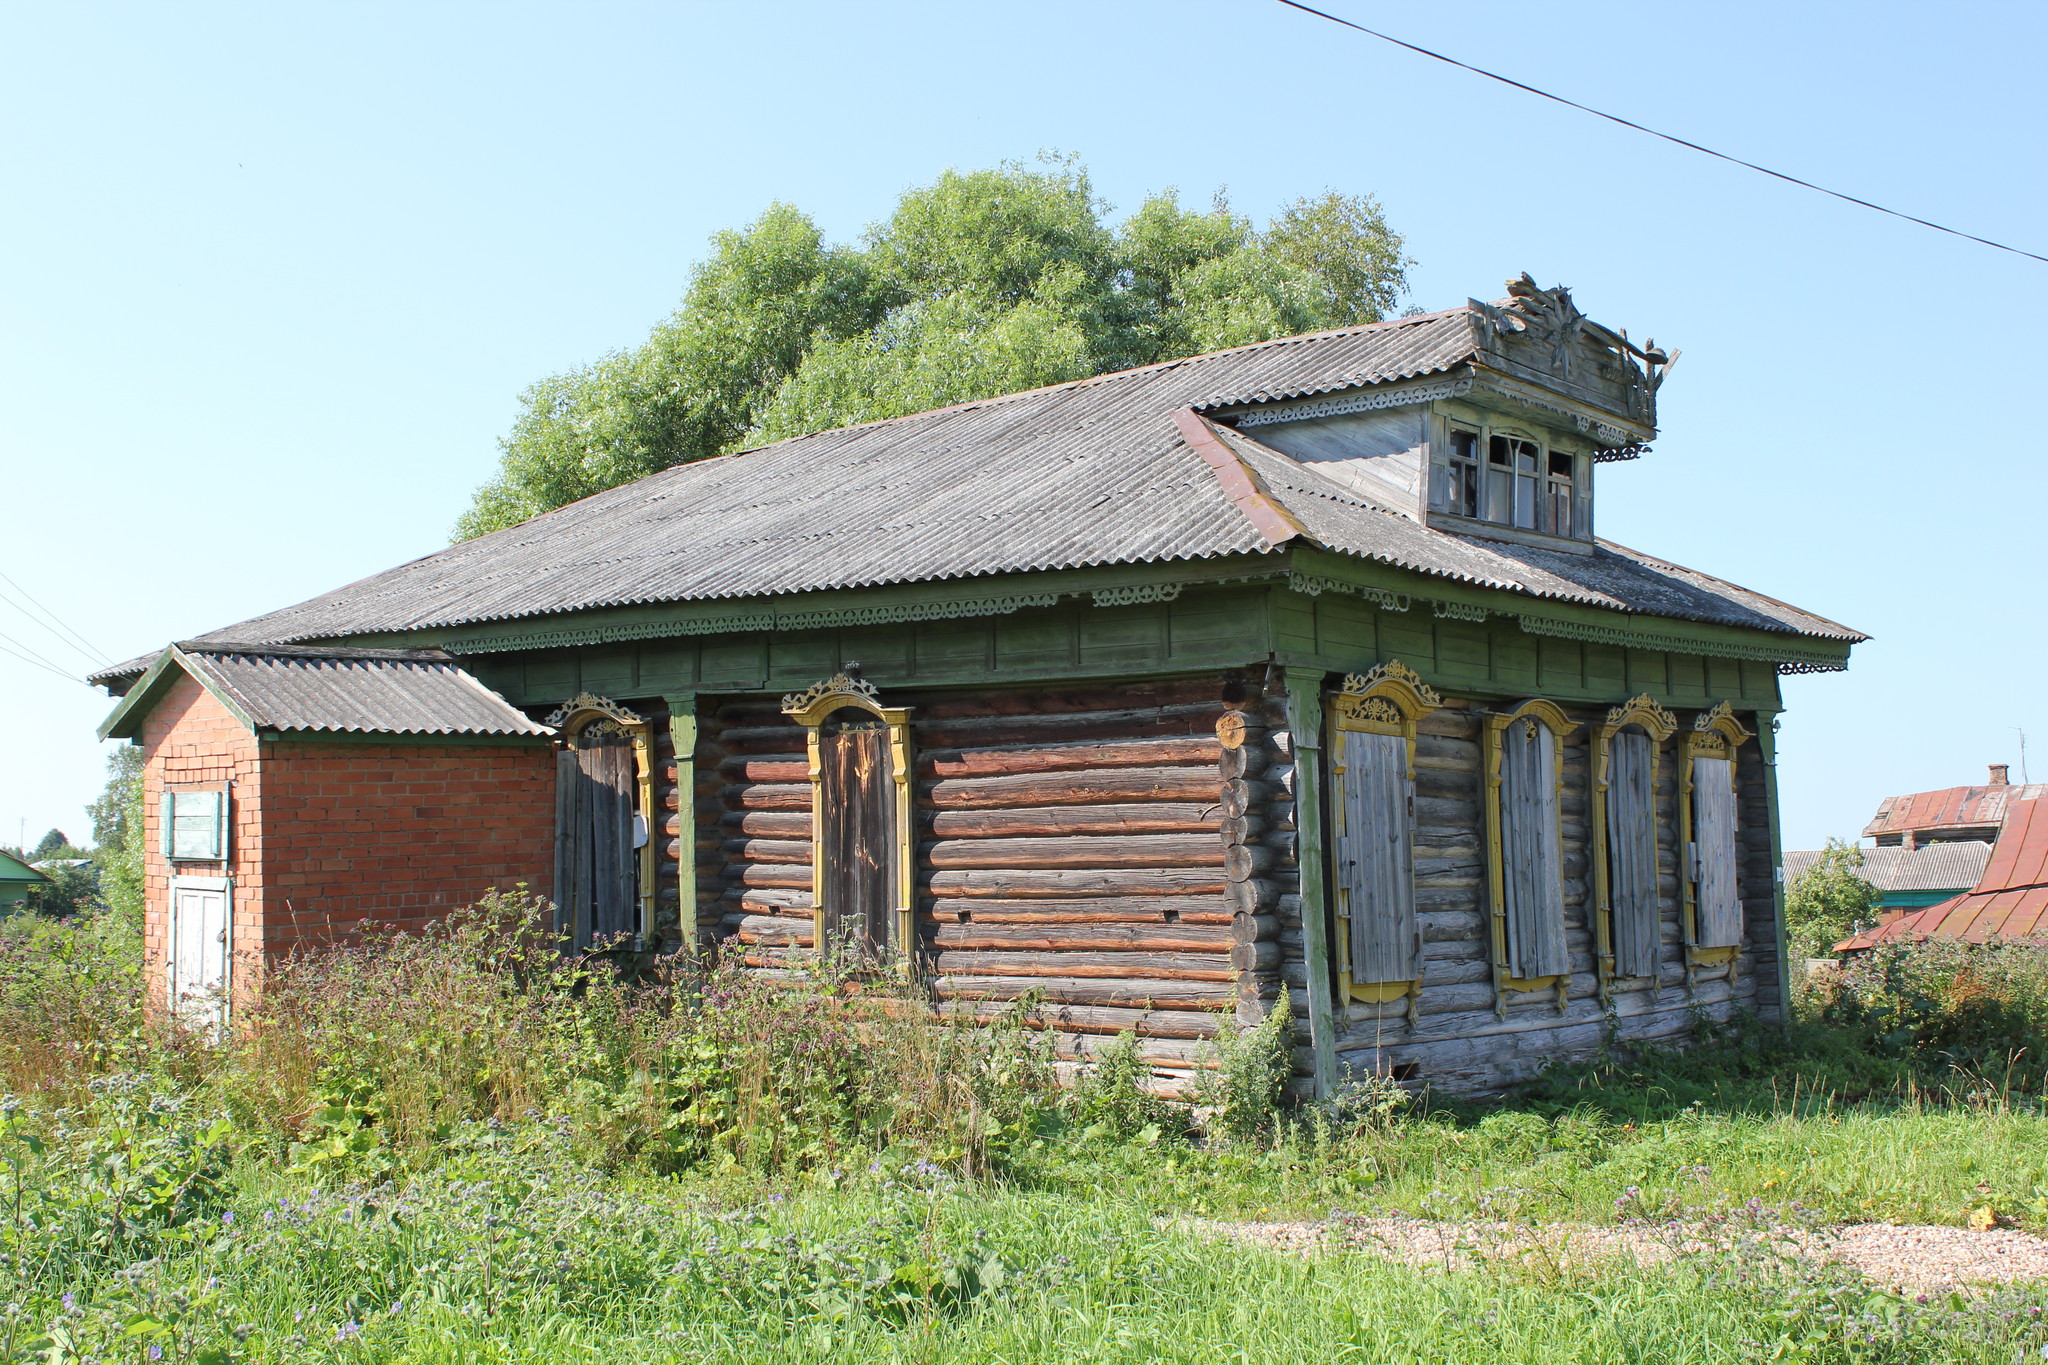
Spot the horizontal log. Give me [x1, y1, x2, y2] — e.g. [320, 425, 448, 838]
[722, 783, 812, 812]
[932, 922, 1235, 952]
[719, 886, 813, 912]
[1221, 780, 1281, 820]
[1218, 745, 1269, 780]
[920, 734, 1219, 779]
[933, 950, 1237, 983]
[721, 837, 812, 865]
[724, 913, 815, 946]
[925, 803, 1221, 839]
[933, 896, 1231, 924]
[719, 754, 809, 783]
[713, 724, 809, 754]
[938, 1000, 1223, 1040]
[1223, 878, 1281, 915]
[922, 833, 1224, 870]
[719, 810, 814, 839]
[726, 864, 812, 890]
[927, 868, 1227, 899]
[932, 975, 1236, 1010]
[925, 767, 1220, 810]
[914, 705, 1222, 752]
[1230, 941, 1283, 973]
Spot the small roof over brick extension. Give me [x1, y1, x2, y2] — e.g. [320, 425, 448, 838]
[1839, 798, 2048, 950]
[97, 644, 554, 742]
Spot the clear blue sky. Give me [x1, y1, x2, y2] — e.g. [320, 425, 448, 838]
[3, 0, 2043, 854]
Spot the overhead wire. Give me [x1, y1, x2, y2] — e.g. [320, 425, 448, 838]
[0, 636, 85, 685]
[1271, 0, 2048, 267]
[0, 566, 110, 666]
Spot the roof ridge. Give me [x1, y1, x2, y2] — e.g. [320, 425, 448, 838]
[1170, 410, 1310, 549]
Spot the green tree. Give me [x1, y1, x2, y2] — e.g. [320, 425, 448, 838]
[30, 828, 71, 860]
[1785, 838, 1880, 959]
[87, 745, 145, 926]
[456, 157, 1409, 539]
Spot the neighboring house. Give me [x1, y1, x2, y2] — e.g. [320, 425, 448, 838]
[1782, 842, 1991, 918]
[91, 277, 1863, 1094]
[1862, 765, 2047, 848]
[0, 849, 50, 914]
[1839, 797, 2048, 950]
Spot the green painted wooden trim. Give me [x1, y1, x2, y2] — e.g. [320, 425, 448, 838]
[98, 646, 262, 741]
[255, 729, 553, 747]
[1757, 720, 1793, 1026]
[1513, 614, 1852, 670]
[664, 694, 698, 946]
[1284, 665, 1339, 1098]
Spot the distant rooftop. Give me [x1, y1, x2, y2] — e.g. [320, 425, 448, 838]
[1862, 765, 2046, 844]
[1841, 798, 2048, 950]
[1783, 842, 1991, 895]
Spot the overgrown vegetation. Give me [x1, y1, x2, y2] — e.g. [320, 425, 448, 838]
[1786, 838, 1881, 959]
[455, 154, 1411, 539]
[2, 897, 2045, 1362]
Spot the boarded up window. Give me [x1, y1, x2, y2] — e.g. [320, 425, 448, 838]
[165, 789, 227, 862]
[555, 721, 640, 949]
[1501, 716, 1568, 979]
[1606, 728, 1660, 977]
[1334, 728, 1417, 984]
[818, 709, 895, 960]
[1692, 756, 1741, 948]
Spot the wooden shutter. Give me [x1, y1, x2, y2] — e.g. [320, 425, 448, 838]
[166, 790, 226, 861]
[555, 728, 640, 949]
[1334, 728, 1417, 984]
[819, 713, 895, 959]
[1607, 728, 1660, 977]
[1692, 755, 1741, 947]
[1501, 717, 1568, 979]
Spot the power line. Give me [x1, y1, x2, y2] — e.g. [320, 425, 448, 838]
[0, 567, 109, 665]
[0, 636, 85, 685]
[1271, 0, 2048, 267]
[0, 624, 83, 680]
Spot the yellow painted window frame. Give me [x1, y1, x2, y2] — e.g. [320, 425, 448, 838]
[1589, 694, 1678, 1000]
[1326, 661, 1443, 1021]
[1677, 701, 1754, 985]
[549, 693, 657, 946]
[1484, 697, 1579, 1015]
[781, 673, 916, 975]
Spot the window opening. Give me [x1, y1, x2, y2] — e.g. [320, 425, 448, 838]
[1440, 428, 1480, 517]
[1546, 451, 1576, 537]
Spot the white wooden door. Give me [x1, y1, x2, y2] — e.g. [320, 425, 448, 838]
[169, 878, 229, 1031]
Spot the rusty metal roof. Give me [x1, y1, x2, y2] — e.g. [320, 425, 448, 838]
[1841, 800, 2048, 949]
[91, 299, 1862, 678]
[1861, 779, 2048, 840]
[98, 644, 552, 739]
[1783, 842, 1992, 895]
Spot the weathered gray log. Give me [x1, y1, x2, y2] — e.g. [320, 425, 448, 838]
[723, 783, 811, 812]
[915, 706, 1221, 751]
[925, 767, 1220, 810]
[1229, 941, 1283, 973]
[718, 753, 808, 782]
[719, 810, 814, 838]
[719, 886, 813, 912]
[721, 837, 812, 865]
[1221, 780, 1281, 820]
[1224, 844, 1279, 882]
[937, 1000, 1223, 1040]
[926, 868, 1227, 899]
[726, 863, 811, 890]
[725, 914, 816, 946]
[919, 734, 1219, 779]
[925, 803, 1221, 839]
[922, 833, 1225, 869]
[1223, 877, 1280, 914]
[1218, 745, 1270, 780]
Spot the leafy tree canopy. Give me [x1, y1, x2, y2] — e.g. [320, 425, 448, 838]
[31, 829, 72, 860]
[1786, 838, 1881, 959]
[455, 156, 1409, 540]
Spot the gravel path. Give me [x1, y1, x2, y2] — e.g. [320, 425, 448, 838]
[1169, 1215, 2048, 1297]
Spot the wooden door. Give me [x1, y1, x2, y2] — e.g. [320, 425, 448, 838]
[555, 722, 639, 949]
[818, 710, 894, 960]
[1606, 727, 1661, 977]
[169, 879, 229, 1030]
[1501, 717, 1568, 979]
[1333, 728, 1418, 984]
[1692, 756, 1741, 948]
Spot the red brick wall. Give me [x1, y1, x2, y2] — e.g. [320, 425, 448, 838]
[137, 672, 556, 1005]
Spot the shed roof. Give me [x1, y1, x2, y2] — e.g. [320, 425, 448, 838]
[1862, 779, 2048, 840]
[91, 292, 1862, 684]
[1839, 800, 2048, 949]
[98, 644, 554, 741]
[1783, 842, 1992, 895]
[0, 849, 49, 886]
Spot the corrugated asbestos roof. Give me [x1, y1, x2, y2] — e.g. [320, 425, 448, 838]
[1841, 800, 2048, 949]
[1862, 780, 2048, 840]
[182, 646, 552, 736]
[1783, 842, 1991, 895]
[94, 302, 1862, 678]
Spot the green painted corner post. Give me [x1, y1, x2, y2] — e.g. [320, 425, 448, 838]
[1758, 716, 1794, 1027]
[664, 694, 698, 948]
[1285, 666, 1340, 1098]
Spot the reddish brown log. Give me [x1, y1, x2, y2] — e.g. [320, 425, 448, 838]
[932, 950, 1237, 982]
[937, 1000, 1223, 1040]
[921, 735, 1219, 779]
[933, 921, 1234, 952]
[724, 783, 812, 812]
[727, 864, 812, 890]
[719, 754, 808, 783]
[925, 803, 1220, 839]
[1225, 844, 1279, 881]
[922, 834, 1224, 870]
[720, 810, 815, 838]
[721, 838, 812, 865]
[931, 975, 1235, 1009]
[927, 896, 1231, 924]
[926, 767, 1220, 810]
[927, 868, 1227, 899]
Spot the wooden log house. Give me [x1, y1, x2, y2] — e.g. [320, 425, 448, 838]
[94, 276, 1863, 1093]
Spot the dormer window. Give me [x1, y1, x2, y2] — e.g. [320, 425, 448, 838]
[1430, 416, 1588, 542]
